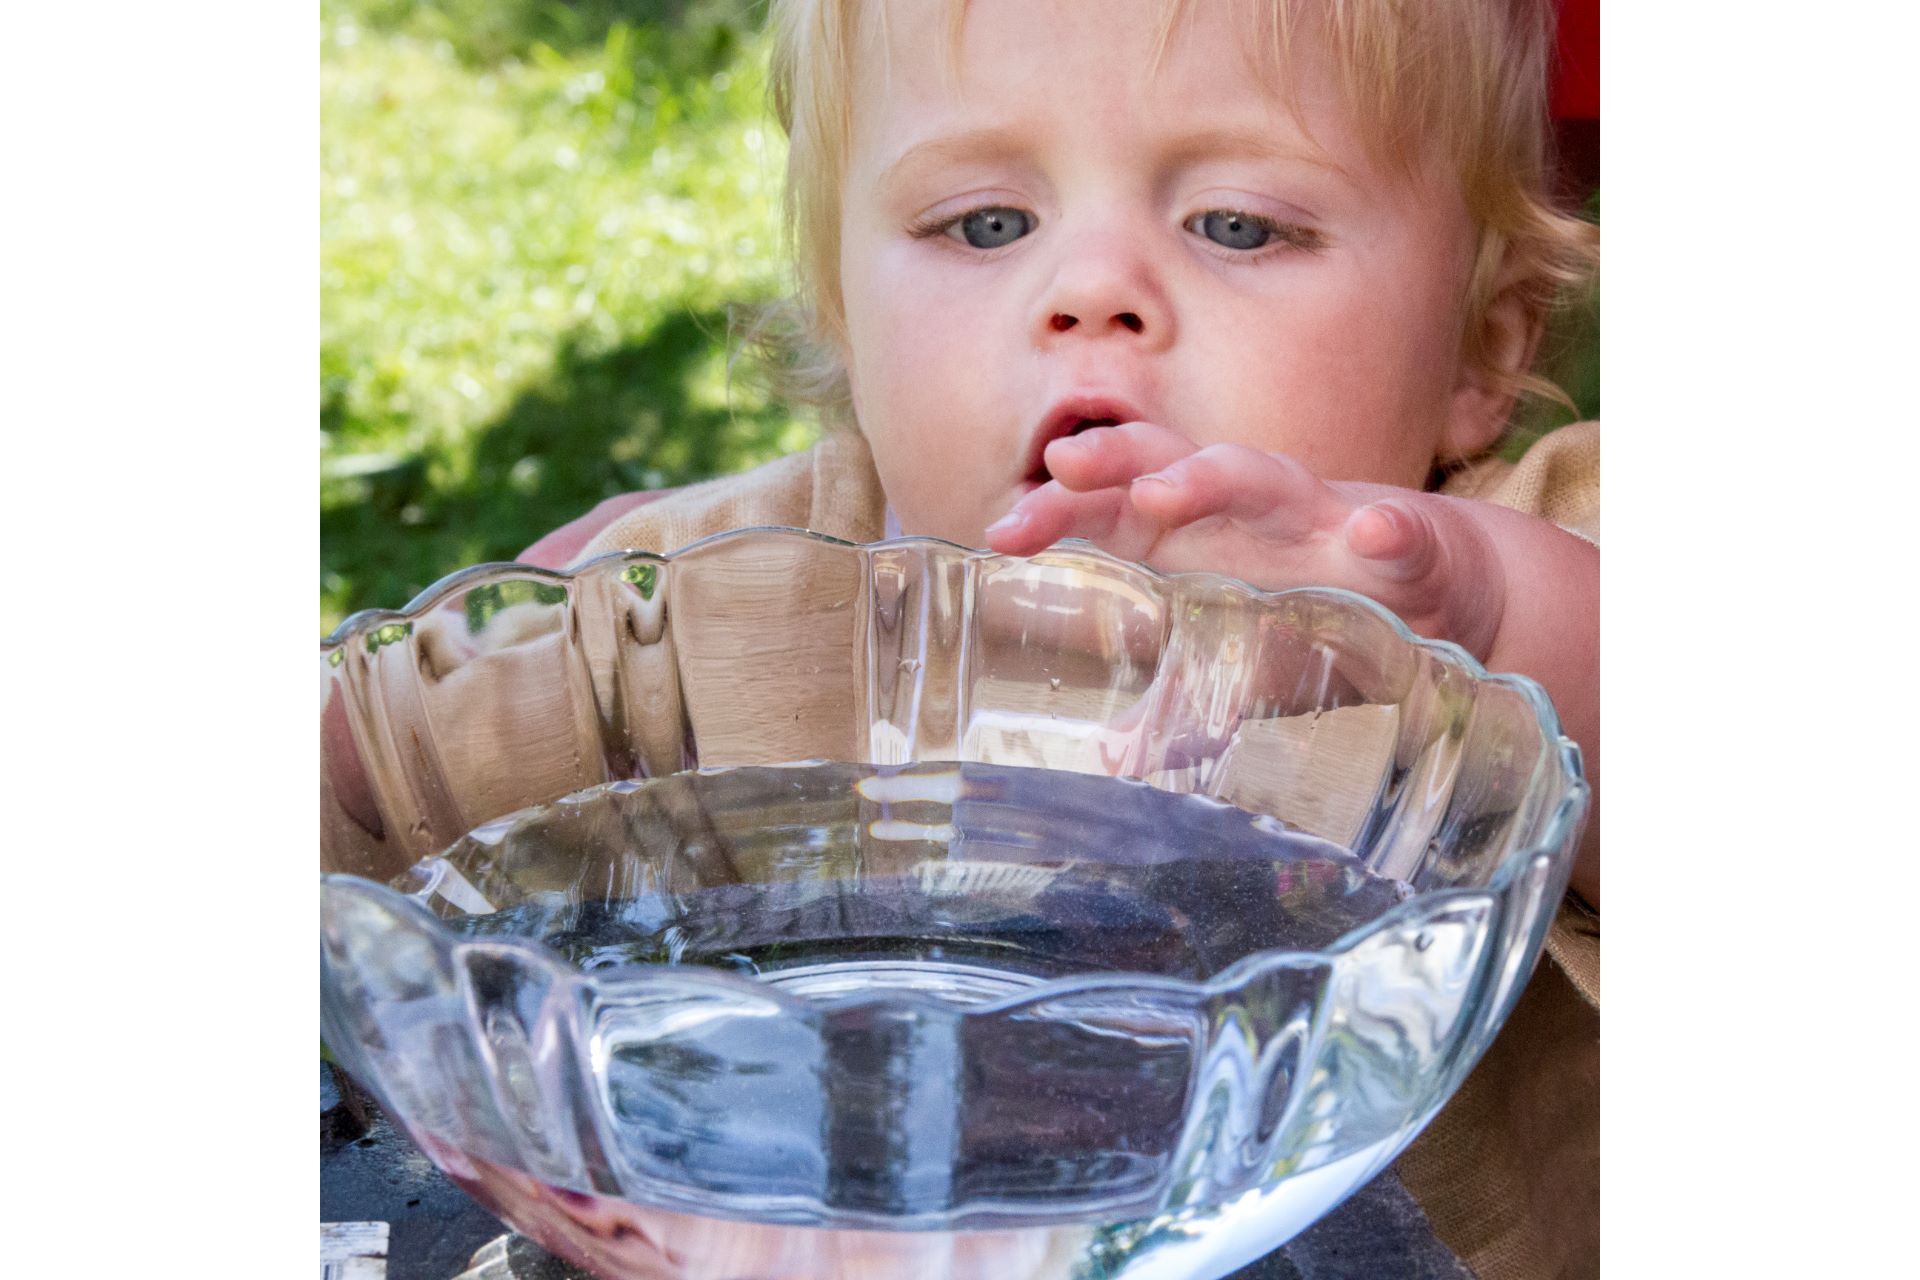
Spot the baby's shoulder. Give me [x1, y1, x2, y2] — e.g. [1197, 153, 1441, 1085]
[1440, 421, 1599, 543]
[565, 430, 886, 565]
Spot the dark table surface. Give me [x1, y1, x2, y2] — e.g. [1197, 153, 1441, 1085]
[323, 1064, 1475, 1280]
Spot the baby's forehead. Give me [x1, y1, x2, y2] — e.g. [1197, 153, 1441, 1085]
[859, 0, 1293, 99]
[848, 0, 1384, 181]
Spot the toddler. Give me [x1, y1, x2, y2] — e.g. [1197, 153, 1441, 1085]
[523, 0, 1600, 1273]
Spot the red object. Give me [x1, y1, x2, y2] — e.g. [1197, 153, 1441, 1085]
[1551, 0, 1599, 121]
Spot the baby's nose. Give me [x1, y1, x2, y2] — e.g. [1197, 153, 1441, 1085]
[1032, 233, 1175, 351]
[1049, 311, 1144, 334]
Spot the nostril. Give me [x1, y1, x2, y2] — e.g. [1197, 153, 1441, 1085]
[1116, 312, 1143, 334]
[1050, 314, 1077, 332]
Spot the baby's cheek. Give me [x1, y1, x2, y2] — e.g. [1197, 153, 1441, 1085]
[859, 420, 977, 543]
[857, 388, 1006, 546]
[852, 418, 948, 537]
[1249, 331, 1450, 486]
[1217, 252, 1461, 485]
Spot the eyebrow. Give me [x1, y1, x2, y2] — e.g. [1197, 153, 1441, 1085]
[875, 122, 1352, 195]
[875, 126, 1034, 194]
[1157, 125, 1353, 183]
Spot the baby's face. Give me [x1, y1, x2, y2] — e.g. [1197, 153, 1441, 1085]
[838, 0, 1496, 545]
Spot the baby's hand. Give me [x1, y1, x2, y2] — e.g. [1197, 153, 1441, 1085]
[984, 420, 1599, 906]
[985, 421, 1506, 659]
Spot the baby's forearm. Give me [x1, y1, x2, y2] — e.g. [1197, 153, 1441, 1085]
[1451, 497, 1600, 907]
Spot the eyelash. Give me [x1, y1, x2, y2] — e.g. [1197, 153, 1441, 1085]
[905, 206, 1326, 258]
[904, 208, 1017, 248]
[1187, 210, 1327, 257]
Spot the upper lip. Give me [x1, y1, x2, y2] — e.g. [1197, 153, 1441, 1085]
[1025, 394, 1148, 483]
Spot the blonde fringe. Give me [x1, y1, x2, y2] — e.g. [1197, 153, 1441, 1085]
[729, 294, 856, 430]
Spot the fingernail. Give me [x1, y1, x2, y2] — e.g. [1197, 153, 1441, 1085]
[1346, 502, 1402, 556]
[985, 509, 1027, 535]
[1132, 472, 1174, 489]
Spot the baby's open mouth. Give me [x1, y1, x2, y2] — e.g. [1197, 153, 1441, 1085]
[1026, 417, 1119, 485]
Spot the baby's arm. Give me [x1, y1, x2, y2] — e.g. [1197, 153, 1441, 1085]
[516, 490, 668, 568]
[1449, 497, 1599, 907]
[988, 423, 1599, 906]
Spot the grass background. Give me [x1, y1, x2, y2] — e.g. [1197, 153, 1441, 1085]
[321, 0, 1598, 633]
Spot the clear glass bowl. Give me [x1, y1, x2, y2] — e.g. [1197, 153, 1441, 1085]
[321, 528, 1586, 1280]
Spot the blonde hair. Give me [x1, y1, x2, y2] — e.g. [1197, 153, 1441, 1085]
[740, 0, 1598, 433]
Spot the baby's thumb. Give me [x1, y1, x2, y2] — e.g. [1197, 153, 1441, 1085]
[1341, 500, 1438, 584]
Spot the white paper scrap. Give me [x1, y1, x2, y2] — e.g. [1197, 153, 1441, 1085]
[321, 1221, 389, 1280]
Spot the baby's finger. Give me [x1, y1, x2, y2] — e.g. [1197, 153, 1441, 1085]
[984, 480, 1132, 555]
[1043, 421, 1195, 492]
[1127, 444, 1345, 540]
[1341, 500, 1440, 584]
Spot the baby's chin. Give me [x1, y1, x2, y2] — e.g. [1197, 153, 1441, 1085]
[887, 494, 1017, 550]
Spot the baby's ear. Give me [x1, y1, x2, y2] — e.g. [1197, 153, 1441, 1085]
[1441, 279, 1542, 462]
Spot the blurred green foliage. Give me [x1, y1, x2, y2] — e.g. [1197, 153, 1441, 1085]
[321, 0, 808, 631]
[321, 0, 1598, 632]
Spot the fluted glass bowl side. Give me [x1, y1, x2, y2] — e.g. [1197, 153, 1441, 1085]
[321, 528, 1584, 1244]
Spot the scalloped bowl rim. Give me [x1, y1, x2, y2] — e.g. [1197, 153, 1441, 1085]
[321, 526, 1587, 1014]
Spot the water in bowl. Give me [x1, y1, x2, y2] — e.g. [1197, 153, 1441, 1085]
[398, 762, 1473, 1278]
[439, 760, 1411, 994]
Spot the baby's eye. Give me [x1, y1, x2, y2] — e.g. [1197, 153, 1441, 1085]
[949, 207, 1033, 249]
[1186, 210, 1276, 251]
